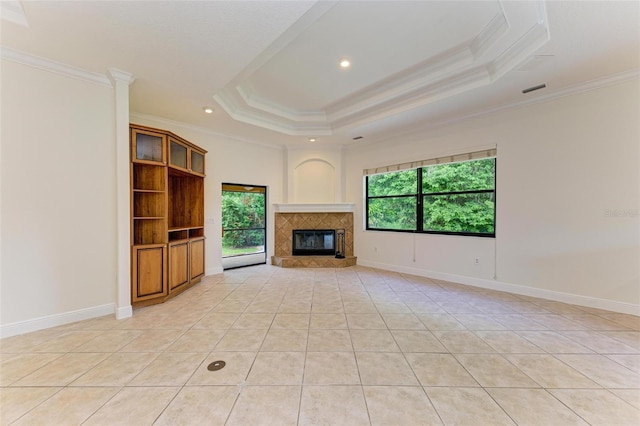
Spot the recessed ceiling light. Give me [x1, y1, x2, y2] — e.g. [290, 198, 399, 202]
[308, 138, 317, 142]
[203, 106, 214, 114]
[339, 58, 351, 69]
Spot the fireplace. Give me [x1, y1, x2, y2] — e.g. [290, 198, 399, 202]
[292, 229, 335, 256]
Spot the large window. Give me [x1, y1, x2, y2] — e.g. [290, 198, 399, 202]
[366, 157, 495, 237]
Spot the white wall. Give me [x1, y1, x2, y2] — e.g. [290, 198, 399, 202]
[129, 115, 284, 275]
[1, 60, 117, 334]
[345, 79, 640, 313]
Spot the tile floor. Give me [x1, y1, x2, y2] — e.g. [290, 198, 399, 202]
[1, 265, 639, 425]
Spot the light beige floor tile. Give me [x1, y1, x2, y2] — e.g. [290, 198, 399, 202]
[556, 354, 640, 388]
[0, 387, 60, 424]
[304, 351, 360, 384]
[488, 388, 588, 426]
[309, 313, 348, 329]
[606, 354, 640, 373]
[119, 329, 184, 352]
[12, 387, 118, 426]
[452, 314, 507, 331]
[527, 314, 588, 330]
[310, 303, 344, 313]
[405, 301, 446, 314]
[350, 329, 400, 351]
[231, 313, 275, 329]
[299, 385, 369, 426]
[193, 312, 241, 328]
[560, 330, 639, 354]
[83, 386, 178, 426]
[260, 328, 308, 351]
[600, 313, 640, 330]
[375, 302, 412, 313]
[432, 330, 496, 353]
[518, 330, 595, 353]
[165, 329, 226, 352]
[347, 313, 388, 329]
[475, 331, 545, 353]
[455, 354, 540, 387]
[391, 330, 447, 352]
[0, 353, 62, 386]
[416, 313, 466, 330]
[73, 330, 141, 352]
[426, 387, 515, 425]
[549, 389, 640, 425]
[505, 354, 599, 388]
[563, 313, 633, 330]
[271, 313, 310, 329]
[278, 301, 312, 313]
[211, 300, 251, 313]
[0, 330, 63, 353]
[154, 385, 239, 425]
[215, 329, 267, 351]
[610, 389, 640, 409]
[187, 352, 256, 385]
[307, 329, 353, 351]
[247, 351, 305, 385]
[343, 301, 378, 313]
[600, 331, 640, 350]
[129, 352, 206, 386]
[71, 352, 156, 386]
[31, 331, 103, 352]
[356, 352, 418, 385]
[13, 352, 109, 386]
[364, 386, 442, 425]
[226, 385, 300, 426]
[491, 314, 549, 330]
[381, 313, 426, 330]
[405, 353, 478, 386]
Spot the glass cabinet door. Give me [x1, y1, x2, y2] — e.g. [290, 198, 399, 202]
[169, 139, 188, 170]
[133, 130, 166, 164]
[191, 151, 205, 175]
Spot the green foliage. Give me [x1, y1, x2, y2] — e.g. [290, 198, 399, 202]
[368, 169, 417, 196]
[222, 191, 265, 248]
[368, 196, 416, 230]
[366, 158, 495, 234]
[422, 159, 495, 193]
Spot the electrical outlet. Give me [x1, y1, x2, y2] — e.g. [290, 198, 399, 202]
[474, 258, 480, 264]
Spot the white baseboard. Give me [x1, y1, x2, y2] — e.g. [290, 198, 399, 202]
[115, 305, 132, 320]
[207, 266, 224, 276]
[0, 303, 116, 338]
[358, 260, 640, 316]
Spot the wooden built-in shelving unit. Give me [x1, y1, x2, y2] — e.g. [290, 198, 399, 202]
[130, 124, 207, 307]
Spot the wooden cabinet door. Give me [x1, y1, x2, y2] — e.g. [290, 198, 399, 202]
[168, 138, 190, 173]
[131, 128, 166, 165]
[189, 237, 205, 281]
[132, 245, 167, 302]
[169, 240, 189, 292]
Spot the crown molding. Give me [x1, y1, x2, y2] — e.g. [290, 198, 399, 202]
[108, 68, 135, 85]
[0, 46, 112, 87]
[0, 1, 28, 27]
[129, 111, 285, 151]
[357, 68, 640, 149]
[213, 1, 550, 136]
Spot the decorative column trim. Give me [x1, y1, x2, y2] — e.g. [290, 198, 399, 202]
[108, 68, 135, 320]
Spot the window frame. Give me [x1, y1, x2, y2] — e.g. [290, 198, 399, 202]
[365, 158, 496, 238]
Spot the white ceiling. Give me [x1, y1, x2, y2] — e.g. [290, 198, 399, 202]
[1, 1, 639, 147]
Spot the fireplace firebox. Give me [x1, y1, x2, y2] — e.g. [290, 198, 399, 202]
[292, 229, 335, 256]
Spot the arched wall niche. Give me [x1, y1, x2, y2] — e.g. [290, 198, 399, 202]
[293, 158, 335, 203]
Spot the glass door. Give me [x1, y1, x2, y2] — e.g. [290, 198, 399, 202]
[221, 183, 267, 269]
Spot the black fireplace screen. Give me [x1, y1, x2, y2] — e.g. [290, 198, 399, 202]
[292, 229, 335, 256]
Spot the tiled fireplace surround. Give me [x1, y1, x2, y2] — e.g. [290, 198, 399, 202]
[272, 212, 357, 268]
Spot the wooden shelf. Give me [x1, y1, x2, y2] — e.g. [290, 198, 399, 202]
[130, 124, 206, 307]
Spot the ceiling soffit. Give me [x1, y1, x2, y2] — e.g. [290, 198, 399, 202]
[214, 1, 550, 136]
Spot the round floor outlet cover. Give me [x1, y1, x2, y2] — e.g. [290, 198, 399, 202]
[207, 360, 226, 371]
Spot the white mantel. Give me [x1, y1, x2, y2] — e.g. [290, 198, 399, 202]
[273, 203, 355, 213]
